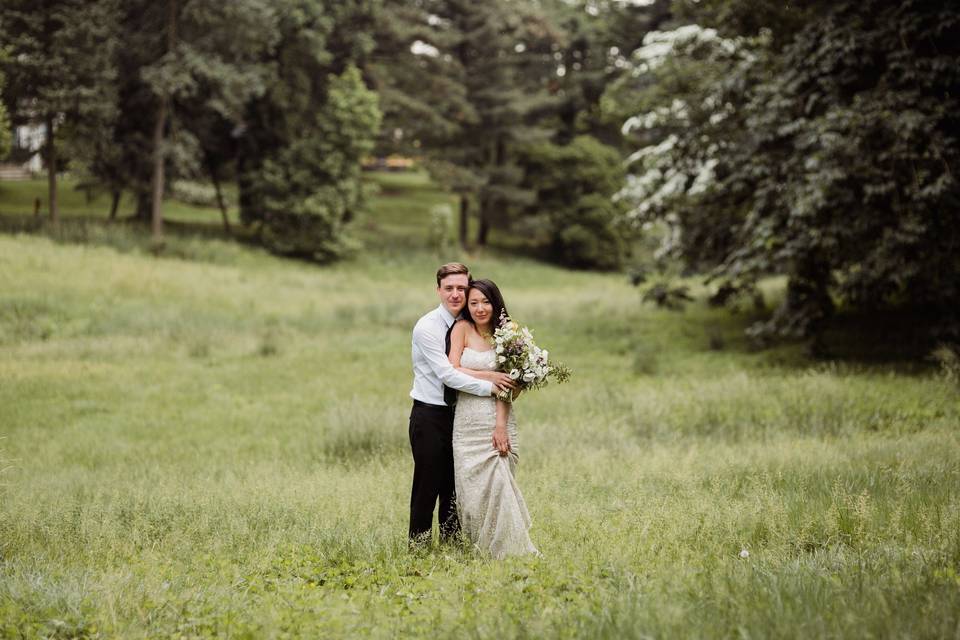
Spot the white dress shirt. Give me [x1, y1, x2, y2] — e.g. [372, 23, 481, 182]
[410, 305, 494, 405]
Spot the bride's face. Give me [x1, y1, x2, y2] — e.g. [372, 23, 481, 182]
[467, 289, 494, 328]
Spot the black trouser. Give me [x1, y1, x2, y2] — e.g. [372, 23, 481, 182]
[408, 400, 460, 542]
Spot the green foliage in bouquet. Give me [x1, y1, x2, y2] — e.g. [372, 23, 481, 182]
[493, 313, 571, 402]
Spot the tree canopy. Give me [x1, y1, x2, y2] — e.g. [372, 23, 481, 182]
[2, 0, 959, 345]
[616, 0, 960, 341]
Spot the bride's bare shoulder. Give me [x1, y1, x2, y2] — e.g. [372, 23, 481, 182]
[452, 319, 472, 335]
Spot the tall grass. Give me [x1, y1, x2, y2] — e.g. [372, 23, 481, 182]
[1, 190, 958, 637]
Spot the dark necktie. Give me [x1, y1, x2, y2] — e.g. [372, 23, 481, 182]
[443, 322, 457, 407]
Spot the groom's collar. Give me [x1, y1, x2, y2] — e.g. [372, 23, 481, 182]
[437, 304, 458, 328]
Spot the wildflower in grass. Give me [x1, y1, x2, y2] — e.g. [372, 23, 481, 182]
[492, 310, 571, 402]
[739, 549, 750, 559]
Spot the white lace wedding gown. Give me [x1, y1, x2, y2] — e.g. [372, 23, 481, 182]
[453, 347, 538, 558]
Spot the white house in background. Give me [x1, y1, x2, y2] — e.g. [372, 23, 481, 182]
[0, 122, 46, 180]
[16, 123, 46, 173]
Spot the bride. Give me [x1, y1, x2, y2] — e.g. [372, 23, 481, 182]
[447, 279, 539, 558]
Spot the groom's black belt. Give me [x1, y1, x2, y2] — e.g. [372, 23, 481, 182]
[413, 399, 453, 411]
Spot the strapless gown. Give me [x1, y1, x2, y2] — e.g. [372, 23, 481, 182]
[453, 347, 538, 558]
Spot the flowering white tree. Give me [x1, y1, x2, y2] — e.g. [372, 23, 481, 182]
[612, 24, 760, 262]
[607, 0, 960, 344]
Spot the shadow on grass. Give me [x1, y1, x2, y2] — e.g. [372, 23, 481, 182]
[632, 289, 949, 375]
[817, 307, 953, 370]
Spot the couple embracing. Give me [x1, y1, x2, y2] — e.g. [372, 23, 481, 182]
[408, 262, 539, 558]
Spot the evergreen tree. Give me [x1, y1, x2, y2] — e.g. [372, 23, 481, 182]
[98, 0, 276, 238]
[453, 1, 558, 247]
[237, 1, 382, 262]
[542, 0, 670, 146]
[371, 0, 561, 248]
[519, 135, 629, 269]
[0, 62, 10, 160]
[368, 0, 478, 246]
[0, 0, 118, 225]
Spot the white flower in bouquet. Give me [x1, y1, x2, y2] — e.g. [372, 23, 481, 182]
[492, 311, 571, 402]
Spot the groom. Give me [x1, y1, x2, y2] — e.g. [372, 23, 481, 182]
[408, 262, 515, 545]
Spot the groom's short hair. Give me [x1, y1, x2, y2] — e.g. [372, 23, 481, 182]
[436, 262, 470, 286]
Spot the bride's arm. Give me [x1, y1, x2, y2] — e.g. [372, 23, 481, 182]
[447, 321, 467, 368]
[458, 366, 498, 381]
[493, 398, 511, 455]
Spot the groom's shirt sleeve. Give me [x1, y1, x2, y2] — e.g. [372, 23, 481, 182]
[413, 323, 494, 397]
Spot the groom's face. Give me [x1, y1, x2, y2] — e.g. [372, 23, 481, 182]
[437, 274, 469, 316]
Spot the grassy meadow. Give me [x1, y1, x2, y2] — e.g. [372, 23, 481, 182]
[1, 174, 959, 638]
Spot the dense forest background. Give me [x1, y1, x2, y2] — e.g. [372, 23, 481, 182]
[2, 0, 958, 347]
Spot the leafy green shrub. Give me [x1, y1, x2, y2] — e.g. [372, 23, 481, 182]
[426, 204, 455, 256]
[170, 181, 222, 208]
[519, 136, 629, 270]
[641, 281, 693, 311]
[240, 66, 381, 263]
[930, 344, 960, 386]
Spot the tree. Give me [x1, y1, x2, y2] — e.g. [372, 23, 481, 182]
[147, 0, 178, 243]
[617, 0, 960, 342]
[455, 2, 560, 247]
[0, 0, 118, 225]
[370, 0, 561, 248]
[237, 1, 382, 262]
[157, 1, 277, 234]
[519, 135, 629, 269]
[371, 1, 669, 258]
[107, 0, 277, 239]
[367, 0, 478, 247]
[541, 0, 671, 146]
[0, 63, 11, 160]
[68, 0, 375, 260]
[71, 0, 276, 230]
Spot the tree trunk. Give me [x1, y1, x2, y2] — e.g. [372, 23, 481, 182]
[108, 190, 121, 220]
[135, 191, 151, 221]
[476, 195, 490, 247]
[207, 160, 231, 234]
[150, 98, 166, 243]
[45, 114, 58, 226]
[150, 0, 178, 245]
[458, 193, 470, 249]
[476, 214, 490, 246]
[475, 138, 506, 247]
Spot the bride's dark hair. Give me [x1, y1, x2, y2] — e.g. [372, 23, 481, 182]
[464, 279, 509, 329]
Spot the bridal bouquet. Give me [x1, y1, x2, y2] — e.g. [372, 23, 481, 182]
[493, 311, 571, 402]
